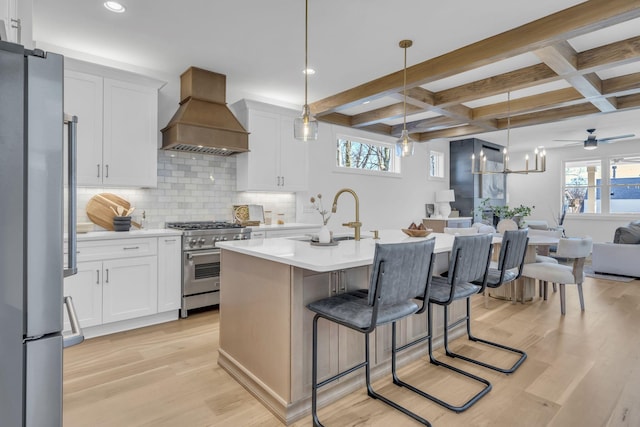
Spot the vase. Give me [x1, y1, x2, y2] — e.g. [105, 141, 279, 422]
[318, 225, 331, 244]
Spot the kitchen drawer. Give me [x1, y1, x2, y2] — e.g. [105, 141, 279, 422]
[65, 238, 158, 262]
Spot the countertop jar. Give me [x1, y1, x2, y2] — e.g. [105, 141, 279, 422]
[264, 211, 272, 225]
[277, 213, 285, 225]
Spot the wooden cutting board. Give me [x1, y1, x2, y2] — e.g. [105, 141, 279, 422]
[86, 193, 140, 230]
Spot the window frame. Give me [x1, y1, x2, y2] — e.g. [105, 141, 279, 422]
[428, 150, 446, 181]
[334, 133, 401, 177]
[562, 152, 640, 217]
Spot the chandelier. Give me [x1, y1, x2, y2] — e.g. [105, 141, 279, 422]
[471, 92, 546, 174]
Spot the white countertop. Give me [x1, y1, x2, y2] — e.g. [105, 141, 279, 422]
[71, 229, 182, 241]
[248, 223, 321, 232]
[217, 230, 455, 272]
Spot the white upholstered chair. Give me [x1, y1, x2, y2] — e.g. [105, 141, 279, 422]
[496, 219, 518, 234]
[522, 237, 593, 315]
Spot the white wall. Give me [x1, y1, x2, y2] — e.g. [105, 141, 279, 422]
[296, 122, 451, 233]
[507, 139, 640, 242]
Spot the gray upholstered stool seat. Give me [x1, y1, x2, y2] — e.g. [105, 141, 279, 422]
[307, 291, 419, 329]
[307, 239, 436, 427]
[428, 277, 479, 303]
[485, 268, 518, 287]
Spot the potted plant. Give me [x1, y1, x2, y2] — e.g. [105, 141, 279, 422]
[476, 198, 534, 228]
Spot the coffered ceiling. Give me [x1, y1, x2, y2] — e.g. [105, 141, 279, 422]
[32, 0, 640, 151]
[311, 0, 640, 148]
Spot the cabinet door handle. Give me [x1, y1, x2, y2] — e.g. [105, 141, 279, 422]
[123, 246, 140, 250]
[97, 164, 100, 178]
[10, 18, 21, 44]
[281, 176, 285, 187]
[164, 239, 177, 242]
[105, 269, 109, 283]
[105, 164, 109, 178]
[96, 270, 100, 285]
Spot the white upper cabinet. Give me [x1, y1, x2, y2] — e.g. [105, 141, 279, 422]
[64, 63, 160, 188]
[65, 70, 103, 186]
[232, 99, 308, 192]
[103, 78, 158, 187]
[0, 0, 33, 48]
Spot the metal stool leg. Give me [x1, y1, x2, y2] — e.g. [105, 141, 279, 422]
[442, 298, 527, 374]
[390, 302, 492, 413]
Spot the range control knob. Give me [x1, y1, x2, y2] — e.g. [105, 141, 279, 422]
[189, 238, 197, 247]
[221, 237, 228, 241]
[198, 238, 206, 245]
[242, 235, 249, 240]
[233, 235, 241, 240]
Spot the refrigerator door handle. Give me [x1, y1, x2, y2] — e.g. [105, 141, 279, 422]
[64, 114, 78, 278]
[62, 296, 84, 348]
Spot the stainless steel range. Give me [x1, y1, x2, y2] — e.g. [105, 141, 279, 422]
[166, 221, 251, 317]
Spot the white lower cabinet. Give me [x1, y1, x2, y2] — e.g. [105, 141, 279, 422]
[63, 261, 102, 330]
[157, 236, 182, 312]
[102, 256, 158, 323]
[63, 234, 181, 337]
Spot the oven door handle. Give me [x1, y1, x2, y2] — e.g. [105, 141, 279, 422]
[187, 251, 220, 260]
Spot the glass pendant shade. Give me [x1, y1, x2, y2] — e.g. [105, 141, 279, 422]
[395, 129, 414, 157]
[294, 105, 318, 141]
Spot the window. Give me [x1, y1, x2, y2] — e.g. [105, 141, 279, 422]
[564, 160, 602, 213]
[563, 155, 640, 215]
[610, 156, 640, 213]
[429, 150, 445, 180]
[335, 135, 399, 175]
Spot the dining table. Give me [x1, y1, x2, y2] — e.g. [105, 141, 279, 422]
[489, 234, 560, 302]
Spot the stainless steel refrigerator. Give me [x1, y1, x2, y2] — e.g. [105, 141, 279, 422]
[0, 40, 83, 427]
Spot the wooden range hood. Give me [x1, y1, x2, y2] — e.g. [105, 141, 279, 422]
[161, 67, 249, 156]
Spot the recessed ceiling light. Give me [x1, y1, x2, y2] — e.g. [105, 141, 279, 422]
[303, 68, 315, 75]
[104, 1, 126, 13]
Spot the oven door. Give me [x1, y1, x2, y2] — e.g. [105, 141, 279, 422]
[183, 249, 220, 296]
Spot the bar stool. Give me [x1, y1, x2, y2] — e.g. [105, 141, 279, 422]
[391, 234, 493, 413]
[461, 228, 528, 373]
[307, 239, 436, 427]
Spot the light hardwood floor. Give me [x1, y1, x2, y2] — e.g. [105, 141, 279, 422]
[63, 275, 640, 427]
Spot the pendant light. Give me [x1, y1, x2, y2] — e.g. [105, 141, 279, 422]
[396, 39, 414, 157]
[471, 91, 546, 174]
[294, 0, 318, 141]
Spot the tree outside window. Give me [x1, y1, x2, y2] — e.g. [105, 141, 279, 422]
[336, 137, 397, 173]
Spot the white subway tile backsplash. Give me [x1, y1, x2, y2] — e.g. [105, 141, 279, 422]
[75, 151, 296, 230]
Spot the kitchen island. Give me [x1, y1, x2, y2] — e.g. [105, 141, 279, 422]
[216, 230, 464, 425]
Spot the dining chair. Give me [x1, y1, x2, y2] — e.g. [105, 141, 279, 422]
[522, 237, 593, 314]
[391, 234, 493, 413]
[496, 218, 518, 235]
[466, 229, 529, 373]
[307, 239, 436, 427]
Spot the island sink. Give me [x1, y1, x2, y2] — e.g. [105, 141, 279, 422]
[287, 234, 370, 242]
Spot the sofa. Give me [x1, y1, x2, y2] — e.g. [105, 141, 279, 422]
[591, 220, 640, 278]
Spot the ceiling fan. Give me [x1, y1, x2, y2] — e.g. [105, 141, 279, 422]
[554, 128, 636, 150]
